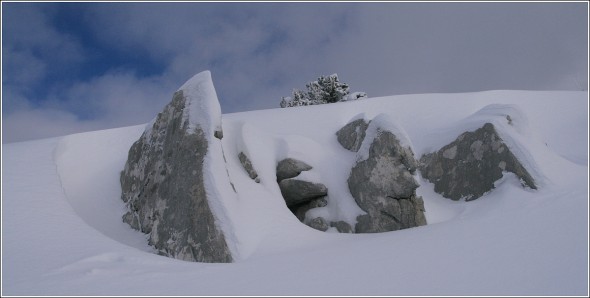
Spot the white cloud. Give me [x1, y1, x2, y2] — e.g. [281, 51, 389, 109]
[2, 108, 94, 143]
[56, 71, 174, 123]
[2, 71, 177, 143]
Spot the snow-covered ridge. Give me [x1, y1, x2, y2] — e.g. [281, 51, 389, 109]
[3, 88, 588, 295]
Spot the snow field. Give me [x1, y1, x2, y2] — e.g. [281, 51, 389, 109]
[2, 90, 587, 295]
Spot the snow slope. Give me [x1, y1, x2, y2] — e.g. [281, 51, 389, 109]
[2, 90, 588, 295]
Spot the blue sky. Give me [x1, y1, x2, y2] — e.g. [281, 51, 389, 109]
[2, 2, 588, 143]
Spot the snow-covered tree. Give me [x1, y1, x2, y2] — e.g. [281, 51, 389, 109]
[343, 91, 368, 101]
[280, 97, 290, 108]
[306, 74, 349, 104]
[280, 74, 365, 108]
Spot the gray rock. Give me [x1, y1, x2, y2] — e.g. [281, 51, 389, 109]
[306, 217, 329, 232]
[336, 118, 370, 152]
[355, 196, 426, 233]
[289, 198, 354, 234]
[419, 122, 536, 201]
[238, 152, 259, 183]
[279, 179, 328, 206]
[330, 221, 353, 233]
[276, 158, 313, 182]
[120, 73, 233, 263]
[348, 128, 427, 233]
[214, 129, 223, 140]
[290, 197, 328, 222]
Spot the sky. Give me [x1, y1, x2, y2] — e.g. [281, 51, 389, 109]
[2, 2, 588, 143]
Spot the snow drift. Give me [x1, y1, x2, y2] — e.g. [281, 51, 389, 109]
[2, 80, 588, 295]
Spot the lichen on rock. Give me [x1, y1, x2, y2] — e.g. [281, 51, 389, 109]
[419, 122, 536, 201]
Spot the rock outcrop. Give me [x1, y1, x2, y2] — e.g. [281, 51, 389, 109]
[120, 71, 234, 263]
[336, 118, 370, 152]
[346, 115, 427, 233]
[419, 122, 536, 201]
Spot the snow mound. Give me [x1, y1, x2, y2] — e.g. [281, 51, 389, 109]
[3, 89, 587, 295]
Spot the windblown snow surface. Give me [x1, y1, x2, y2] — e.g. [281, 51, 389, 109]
[2, 90, 588, 296]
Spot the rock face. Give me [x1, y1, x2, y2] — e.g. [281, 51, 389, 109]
[276, 158, 313, 182]
[120, 71, 233, 263]
[336, 118, 370, 152]
[347, 116, 427, 233]
[238, 152, 260, 183]
[419, 122, 536, 201]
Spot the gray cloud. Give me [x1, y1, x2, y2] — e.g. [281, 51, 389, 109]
[2, 2, 587, 143]
[326, 3, 588, 97]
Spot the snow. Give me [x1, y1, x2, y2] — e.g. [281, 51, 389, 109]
[54, 125, 153, 252]
[180, 70, 242, 259]
[2, 89, 588, 295]
[178, 70, 223, 137]
[357, 113, 413, 161]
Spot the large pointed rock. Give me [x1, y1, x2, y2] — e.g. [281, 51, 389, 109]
[419, 122, 536, 201]
[347, 115, 427, 233]
[120, 71, 234, 263]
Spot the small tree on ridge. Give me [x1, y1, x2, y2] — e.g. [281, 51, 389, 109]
[280, 74, 366, 108]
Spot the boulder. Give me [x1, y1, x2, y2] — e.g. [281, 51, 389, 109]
[120, 71, 233, 263]
[330, 221, 353, 233]
[276, 158, 313, 182]
[336, 118, 370, 152]
[290, 197, 328, 222]
[279, 179, 328, 206]
[306, 217, 329, 232]
[288, 198, 353, 233]
[419, 122, 536, 201]
[214, 130, 223, 140]
[238, 152, 260, 183]
[348, 116, 427, 233]
[275, 158, 335, 231]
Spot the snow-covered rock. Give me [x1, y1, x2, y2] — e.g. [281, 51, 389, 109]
[306, 217, 330, 231]
[348, 114, 427, 233]
[279, 179, 328, 206]
[292, 197, 328, 221]
[238, 152, 260, 183]
[419, 122, 536, 201]
[275, 157, 313, 182]
[336, 116, 370, 152]
[120, 71, 235, 263]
